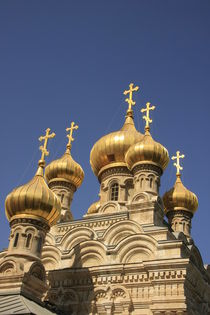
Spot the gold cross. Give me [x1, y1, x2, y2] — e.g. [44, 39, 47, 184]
[123, 83, 139, 112]
[66, 122, 79, 151]
[171, 151, 185, 176]
[141, 102, 155, 131]
[39, 128, 56, 162]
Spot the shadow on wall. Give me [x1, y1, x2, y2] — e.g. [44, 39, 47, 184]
[45, 243, 133, 315]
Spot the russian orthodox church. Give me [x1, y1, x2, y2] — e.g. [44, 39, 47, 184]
[0, 83, 210, 315]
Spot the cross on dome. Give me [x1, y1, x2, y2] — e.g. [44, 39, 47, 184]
[141, 102, 155, 132]
[39, 128, 56, 166]
[123, 83, 139, 113]
[66, 122, 79, 153]
[171, 150, 185, 176]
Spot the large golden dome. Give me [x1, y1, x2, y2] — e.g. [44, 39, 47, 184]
[45, 150, 84, 189]
[5, 161, 61, 227]
[163, 175, 198, 214]
[90, 111, 144, 177]
[125, 129, 169, 172]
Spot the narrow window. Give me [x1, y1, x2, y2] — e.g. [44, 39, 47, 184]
[26, 233, 32, 248]
[110, 183, 119, 201]
[141, 178, 144, 188]
[150, 178, 153, 188]
[13, 233, 19, 247]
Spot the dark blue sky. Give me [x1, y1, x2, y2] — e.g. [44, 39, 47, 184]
[0, 1, 210, 262]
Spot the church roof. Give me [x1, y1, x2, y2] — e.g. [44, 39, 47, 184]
[0, 294, 60, 315]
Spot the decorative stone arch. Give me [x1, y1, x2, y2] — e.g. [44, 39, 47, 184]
[100, 201, 120, 214]
[60, 226, 96, 251]
[42, 245, 61, 270]
[0, 259, 17, 275]
[115, 234, 157, 263]
[132, 191, 150, 203]
[54, 288, 79, 315]
[65, 240, 107, 268]
[102, 220, 143, 246]
[88, 285, 132, 315]
[27, 261, 46, 281]
[44, 232, 55, 246]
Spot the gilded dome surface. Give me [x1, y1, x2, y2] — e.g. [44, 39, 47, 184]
[5, 165, 61, 226]
[87, 200, 100, 214]
[90, 112, 144, 177]
[163, 175, 198, 214]
[45, 151, 84, 189]
[125, 130, 169, 172]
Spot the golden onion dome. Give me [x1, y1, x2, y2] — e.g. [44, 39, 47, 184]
[90, 110, 144, 177]
[163, 175, 198, 214]
[45, 150, 84, 189]
[45, 122, 84, 189]
[125, 129, 169, 172]
[5, 161, 61, 227]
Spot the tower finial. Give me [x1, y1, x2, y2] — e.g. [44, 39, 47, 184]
[123, 83, 139, 116]
[66, 122, 79, 153]
[141, 102, 155, 132]
[38, 128, 56, 167]
[171, 150, 185, 177]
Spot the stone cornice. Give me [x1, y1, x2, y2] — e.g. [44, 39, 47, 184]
[49, 180, 76, 192]
[10, 218, 49, 232]
[99, 166, 132, 183]
[133, 164, 162, 176]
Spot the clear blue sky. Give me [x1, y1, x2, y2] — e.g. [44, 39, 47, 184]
[0, 1, 210, 263]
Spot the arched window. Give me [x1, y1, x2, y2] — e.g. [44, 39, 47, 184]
[110, 183, 119, 201]
[140, 178, 144, 188]
[26, 233, 32, 248]
[13, 233, 19, 248]
[149, 178, 153, 188]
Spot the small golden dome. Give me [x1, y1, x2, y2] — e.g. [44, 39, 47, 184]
[125, 130, 169, 172]
[45, 150, 84, 188]
[87, 200, 100, 214]
[163, 175, 198, 214]
[45, 122, 84, 189]
[90, 111, 144, 177]
[5, 162, 61, 226]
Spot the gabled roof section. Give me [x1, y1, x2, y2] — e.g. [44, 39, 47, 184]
[0, 294, 59, 315]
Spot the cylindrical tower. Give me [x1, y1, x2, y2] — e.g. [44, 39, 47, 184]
[163, 151, 198, 237]
[125, 102, 169, 200]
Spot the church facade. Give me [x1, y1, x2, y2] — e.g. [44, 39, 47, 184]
[0, 83, 209, 315]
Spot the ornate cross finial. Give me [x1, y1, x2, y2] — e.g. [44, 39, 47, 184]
[123, 83, 139, 113]
[66, 121, 79, 153]
[39, 128, 56, 166]
[172, 150, 185, 176]
[141, 102, 155, 132]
